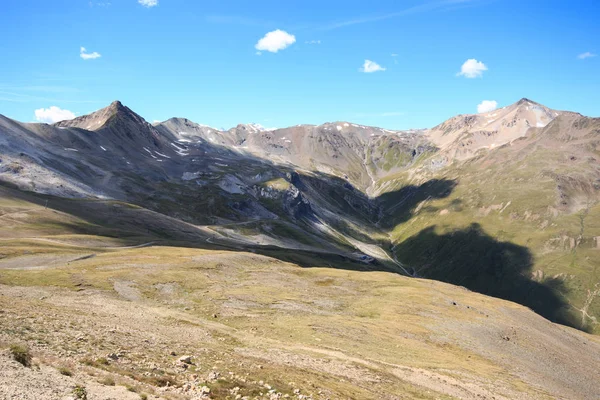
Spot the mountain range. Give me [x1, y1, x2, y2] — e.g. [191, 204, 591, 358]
[1, 98, 599, 335]
[2, 98, 600, 398]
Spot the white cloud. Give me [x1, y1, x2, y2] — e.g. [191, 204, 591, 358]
[138, 0, 158, 7]
[34, 106, 76, 123]
[477, 100, 498, 114]
[577, 52, 596, 60]
[305, 40, 321, 45]
[458, 58, 487, 78]
[255, 29, 296, 53]
[360, 60, 386, 73]
[80, 47, 101, 60]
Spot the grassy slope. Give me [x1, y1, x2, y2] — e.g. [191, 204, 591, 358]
[382, 146, 600, 333]
[3, 244, 599, 399]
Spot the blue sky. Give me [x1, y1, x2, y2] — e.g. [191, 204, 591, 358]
[0, 0, 598, 130]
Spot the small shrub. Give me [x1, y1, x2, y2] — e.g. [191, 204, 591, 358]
[72, 385, 88, 400]
[9, 344, 31, 367]
[58, 367, 73, 376]
[126, 385, 138, 393]
[99, 376, 115, 386]
[140, 395, 148, 400]
[81, 357, 109, 368]
[145, 375, 178, 387]
[81, 358, 94, 367]
[97, 357, 110, 366]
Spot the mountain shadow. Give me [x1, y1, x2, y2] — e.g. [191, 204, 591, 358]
[394, 223, 582, 330]
[294, 172, 457, 229]
[375, 179, 458, 229]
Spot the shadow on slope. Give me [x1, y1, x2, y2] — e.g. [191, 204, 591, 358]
[376, 179, 458, 229]
[295, 172, 457, 235]
[0, 181, 393, 272]
[394, 223, 583, 331]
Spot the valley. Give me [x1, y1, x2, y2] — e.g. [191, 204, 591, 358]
[1, 98, 600, 399]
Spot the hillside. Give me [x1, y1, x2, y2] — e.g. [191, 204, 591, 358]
[1, 98, 600, 398]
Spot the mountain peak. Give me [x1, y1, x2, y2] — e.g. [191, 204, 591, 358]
[108, 100, 125, 111]
[55, 100, 142, 131]
[517, 97, 538, 106]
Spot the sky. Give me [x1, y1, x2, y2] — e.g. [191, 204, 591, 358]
[0, 0, 599, 130]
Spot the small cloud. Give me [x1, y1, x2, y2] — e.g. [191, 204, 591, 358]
[360, 59, 386, 73]
[138, 0, 158, 7]
[256, 51, 262, 56]
[80, 47, 101, 60]
[34, 106, 76, 123]
[255, 29, 296, 53]
[577, 52, 596, 60]
[391, 53, 398, 57]
[305, 40, 321, 45]
[477, 100, 498, 114]
[458, 58, 487, 78]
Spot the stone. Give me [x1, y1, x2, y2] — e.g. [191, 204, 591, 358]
[207, 371, 220, 381]
[178, 355, 193, 364]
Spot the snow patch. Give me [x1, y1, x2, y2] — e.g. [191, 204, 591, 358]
[170, 142, 186, 151]
[100, 146, 107, 151]
[170, 142, 189, 155]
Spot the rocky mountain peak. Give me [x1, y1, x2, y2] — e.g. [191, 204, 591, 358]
[54, 100, 136, 131]
[107, 100, 125, 112]
[517, 97, 537, 106]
